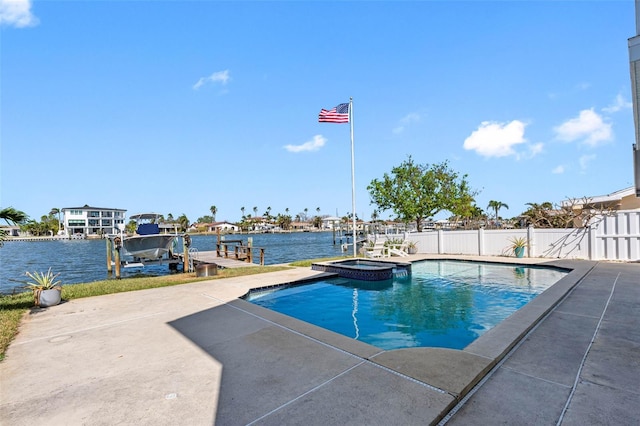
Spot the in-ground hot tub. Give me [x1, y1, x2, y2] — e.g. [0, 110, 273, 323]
[311, 258, 411, 281]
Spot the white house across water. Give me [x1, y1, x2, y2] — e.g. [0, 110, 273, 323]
[62, 205, 126, 237]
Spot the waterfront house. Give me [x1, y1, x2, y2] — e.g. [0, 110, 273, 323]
[290, 221, 312, 231]
[62, 205, 126, 237]
[562, 187, 640, 211]
[0, 225, 21, 237]
[195, 221, 240, 233]
[322, 216, 342, 230]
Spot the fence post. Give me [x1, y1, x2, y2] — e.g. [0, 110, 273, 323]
[438, 229, 444, 254]
[478, 227, 485, 256]
[527, 225, 535, 257]
[588, 217, 599, 260]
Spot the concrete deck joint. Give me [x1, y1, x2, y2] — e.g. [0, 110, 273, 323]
[557, 271, 620, 424]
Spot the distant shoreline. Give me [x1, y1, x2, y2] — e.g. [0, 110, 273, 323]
[5, 228, 338, 242]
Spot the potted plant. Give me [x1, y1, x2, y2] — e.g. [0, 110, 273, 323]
[406, 241, 418, 255]
[508, 236, 527, 258]
[22, 267, 63, 307]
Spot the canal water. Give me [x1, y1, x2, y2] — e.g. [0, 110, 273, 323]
[0, 232, 351, 295]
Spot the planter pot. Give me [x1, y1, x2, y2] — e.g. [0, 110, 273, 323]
[36, 288, 62, 307]
[407, 247, 418, 255]
[514, 247, 525, 258]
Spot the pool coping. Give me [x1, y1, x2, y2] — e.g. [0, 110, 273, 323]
[310, 257, 412, 281]
[237, 255, 596, 422]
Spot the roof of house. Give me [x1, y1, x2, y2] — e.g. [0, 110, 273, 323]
[62, 205, 126, 211]
[586, 187, 635, 203]
[562, 187, 635, 207]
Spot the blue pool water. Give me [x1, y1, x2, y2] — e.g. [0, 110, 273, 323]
[247, 260, 568, 350]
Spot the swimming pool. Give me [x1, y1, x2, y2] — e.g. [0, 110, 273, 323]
[245, 260, 568, 350]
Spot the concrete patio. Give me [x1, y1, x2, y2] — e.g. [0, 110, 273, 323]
[1, 256, 638, 425]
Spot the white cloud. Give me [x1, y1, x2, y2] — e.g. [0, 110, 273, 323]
[0, 0, 38, 28]
[579, 154, 596, 172]
[552, 165, 565, 174]
[392, 112, 421, 134]
[284, 134, 326, 153]
[463, 120, 527, 158]
[527, 142, 544, 157]
[193, 70, 230, 90]
[576, 82, 591, 91]
[514, 142, 543, 161]
[602, 94, 632, 114]
[553, 109, 612, 147]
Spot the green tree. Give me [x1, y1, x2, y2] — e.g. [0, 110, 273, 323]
[177, 214, 189, 232]
[312, 216, 323, 229]
[0, 207, 28, 246]
[126, 220, 137, 234]
[240, 206, 245, 220]
[487, 200, 509, 223]
[263, 206, 272, 222]
[197, 215, 214, 223]
[277, 213, 292, 230]
[521, 201, 568, 228]
[367, 157, 475, 232]
[209, 205, 217, 222]
[1, 207, 28, 224]
[49, 208, 62, 233]
[43, 213, 59, 235]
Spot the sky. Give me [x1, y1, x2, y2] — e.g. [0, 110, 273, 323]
[1, 0, 637, 224]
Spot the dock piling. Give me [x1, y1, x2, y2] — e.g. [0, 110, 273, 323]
[114, 248, 121, 279]
[183, 234, 190, 273]
[106, 238, 113, 273]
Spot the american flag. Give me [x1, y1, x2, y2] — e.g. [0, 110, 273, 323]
[318, 103, 349, 123]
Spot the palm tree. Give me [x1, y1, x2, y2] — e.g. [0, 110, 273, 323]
[49, 207, 61, 234]
[240, 206, 245, 220]
[487, 200, 509, 224]
[177, 214, 189, 232]
[523, 202, 555, 228]
[1, 207, 28, 224]
[1, 207, 28, 246]
[210, 205, 217, 222]
[303, 208, 308, 221]
[253, 206, 258, 218]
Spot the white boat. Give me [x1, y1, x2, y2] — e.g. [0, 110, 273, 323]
[122, 213, 177, 261]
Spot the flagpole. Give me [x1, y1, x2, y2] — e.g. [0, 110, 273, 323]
[349, 97, 356, 257]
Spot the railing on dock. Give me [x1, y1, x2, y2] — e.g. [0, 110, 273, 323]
[216, 240, 265, 266]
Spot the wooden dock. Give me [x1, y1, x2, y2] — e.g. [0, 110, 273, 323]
[188, 251, 258, 268]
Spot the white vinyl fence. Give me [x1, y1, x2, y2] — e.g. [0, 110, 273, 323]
[392, 210, 640, 262]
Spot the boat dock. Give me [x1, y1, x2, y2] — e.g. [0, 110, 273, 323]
[188, 250, 258, 268]
[106, 233, 265, 278]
